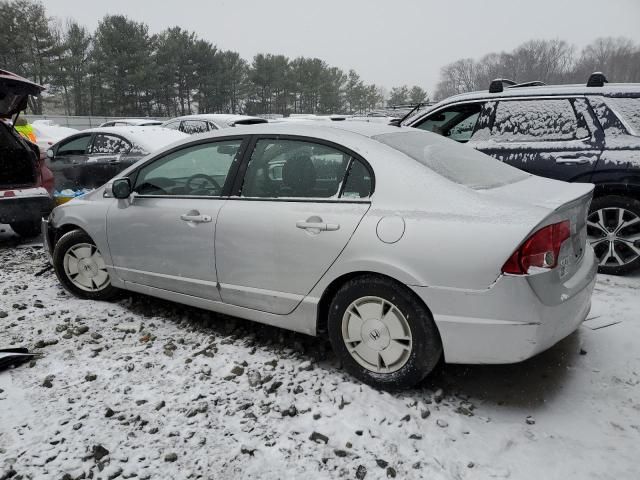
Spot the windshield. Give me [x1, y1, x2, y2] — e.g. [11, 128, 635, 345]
[605, 97, 640, 136]
[373, 130, 529, 189]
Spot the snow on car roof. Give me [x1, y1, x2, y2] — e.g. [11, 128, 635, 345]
[163, 114, 267, 126]
[432, 83, 640, 107]
[81, 126, 189, 153]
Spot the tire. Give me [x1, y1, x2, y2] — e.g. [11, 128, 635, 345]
[52, 229, 119, 300]
[587, 195, 640, 275]
[10, 220, 41, 238]
[327, 275, 442, 390]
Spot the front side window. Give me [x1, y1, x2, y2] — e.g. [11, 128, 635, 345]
[241, 139, 371, 199]
[414, 103, 482, 143]
[163, 121, 181, 130]
[90, 134, 131, 154]
[134, 140, 242, 196]
[57, 135, 92, 156]
[181, 120, 209, 135]
[491, 99, 580, 142]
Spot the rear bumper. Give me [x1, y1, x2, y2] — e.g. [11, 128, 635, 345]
[0, 188, 53, 225]
[411, 246, 598, 364]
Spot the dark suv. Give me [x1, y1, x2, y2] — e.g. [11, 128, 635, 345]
[0, 70, 54, 237]
[405, 73, 640, 275]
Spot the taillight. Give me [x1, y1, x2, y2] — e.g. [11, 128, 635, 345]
[502, 221, 571, 275]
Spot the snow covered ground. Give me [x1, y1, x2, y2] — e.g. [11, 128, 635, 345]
[0, 228, 638, 480]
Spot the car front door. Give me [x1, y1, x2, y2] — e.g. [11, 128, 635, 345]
[48, 133, 93, 190]
[106, 137, 247, 300]
[471, 97, 602, 183]
[215, 136, 373, 314]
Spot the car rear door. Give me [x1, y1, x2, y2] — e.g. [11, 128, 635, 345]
[106, 137, 248, 300]
[214, 136, 373, 314]
[471, 97, 602, 183]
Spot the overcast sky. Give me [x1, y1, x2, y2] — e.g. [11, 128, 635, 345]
[43, 0, 640, 92]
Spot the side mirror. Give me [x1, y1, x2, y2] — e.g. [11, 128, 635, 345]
[112, 178, 132, 199]
[46, 148, 54, 159]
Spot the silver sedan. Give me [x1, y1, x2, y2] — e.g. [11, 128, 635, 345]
[43, 123, 597, 389]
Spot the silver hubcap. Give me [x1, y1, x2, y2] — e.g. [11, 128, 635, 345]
[63, 243, 110, 292]
[341, 296, 412, 373]
[587, 207, 640, 267]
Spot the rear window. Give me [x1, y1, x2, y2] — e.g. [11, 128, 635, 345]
[374, 130, 528, 189]
[605, 97, 640, 136]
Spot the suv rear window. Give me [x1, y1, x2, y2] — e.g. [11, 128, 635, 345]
[605, 97, 640, 136]
[491, 99, 580, 141]
[374, 130, 528, 190]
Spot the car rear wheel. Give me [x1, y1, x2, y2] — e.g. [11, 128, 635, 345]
[327, 275, 442, 390]
[587, 195, 640, 275]
[10, 220, 41, 238]
[53, 230, 119, 300]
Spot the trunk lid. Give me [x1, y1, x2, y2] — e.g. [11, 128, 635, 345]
[483, 175, 593, 277]
[0, 70, 44, 117]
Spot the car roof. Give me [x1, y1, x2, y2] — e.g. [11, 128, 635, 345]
[104, 118, 163, 125]
[65, 126, 189, 152]
[434, 83, 640, 106]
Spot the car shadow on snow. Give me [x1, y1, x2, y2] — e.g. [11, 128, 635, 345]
[426, 330, 583, 410]
[122, 289, 583, 411]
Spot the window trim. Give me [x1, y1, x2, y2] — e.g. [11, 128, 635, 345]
[128, 135, 251, 199]
[229, 134, 375, 203]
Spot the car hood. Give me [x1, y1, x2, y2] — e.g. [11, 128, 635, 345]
[0, 70, 45, 117]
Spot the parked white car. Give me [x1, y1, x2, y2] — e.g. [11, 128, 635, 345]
[160, 114, 267, 134]
[43, 122, 597, 389]
[99, 118, 164, 127]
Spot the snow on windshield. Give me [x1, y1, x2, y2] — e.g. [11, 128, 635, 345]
[605, 97, 640, 136]
[374, 130, 529, 190]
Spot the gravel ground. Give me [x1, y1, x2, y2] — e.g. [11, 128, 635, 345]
[0, 231, 638, 480]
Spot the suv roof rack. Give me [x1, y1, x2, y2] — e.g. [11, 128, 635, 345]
[587, 72, 608, 87]
[489, 78, 547, 93]
[489, 78, 516, 93]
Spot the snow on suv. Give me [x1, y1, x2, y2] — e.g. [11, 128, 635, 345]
[405, 73, 640, 275]
[0, 70, 54, 237]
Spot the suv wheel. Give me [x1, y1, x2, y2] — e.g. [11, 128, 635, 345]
[10, 220, 41, 238]
[587, 195, 640, 275]
[327, 275, 442, 390]
[53, 230, 119, 300]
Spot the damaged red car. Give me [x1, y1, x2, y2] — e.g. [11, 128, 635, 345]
[0, 69, 54, 237]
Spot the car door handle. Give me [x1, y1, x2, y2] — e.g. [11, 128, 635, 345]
[555, 158, 590, 165]
[180, 213, 212, 223]
[296, 221, 340, 231]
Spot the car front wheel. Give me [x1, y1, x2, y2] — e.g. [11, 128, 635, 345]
[328, 275, 442, 390]
[587, 195, 640, 275]
[53, 229, 119, 300]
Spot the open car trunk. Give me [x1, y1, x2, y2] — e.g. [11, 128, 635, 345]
[0, 121, 37, 188]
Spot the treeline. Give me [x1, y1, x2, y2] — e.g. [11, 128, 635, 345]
[0, 0, 428, 116]
[434, 38, 640, 100]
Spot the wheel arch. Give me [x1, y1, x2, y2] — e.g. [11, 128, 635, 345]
[315, 270, 438, 340]
[592, 182, 640, 202]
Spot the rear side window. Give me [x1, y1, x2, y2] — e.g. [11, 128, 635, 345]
[604, 97, 640, 136]
[374, 130, 528, 190]
[182, 120, 209, 135]
[491, 99, 580, 141]
[90, 134, 131, 154]
[241, 139, 371, 199]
